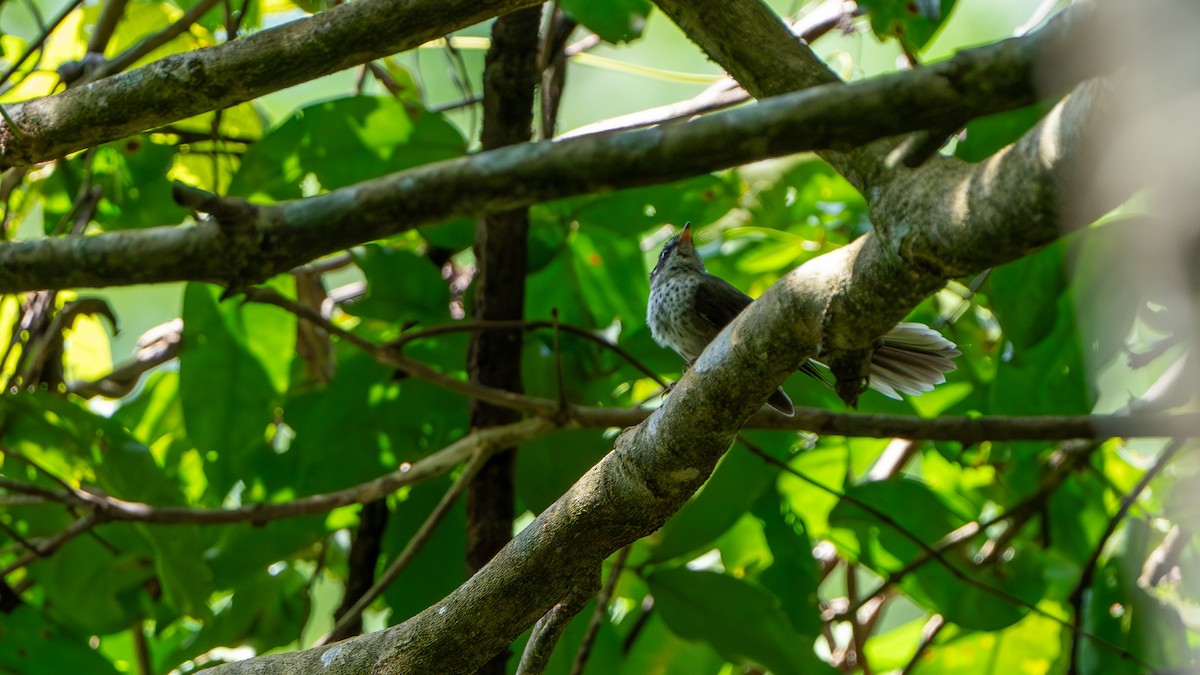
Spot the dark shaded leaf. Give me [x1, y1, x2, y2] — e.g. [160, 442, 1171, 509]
[560, 0, 651, 43]
[649, 568, 832, 675]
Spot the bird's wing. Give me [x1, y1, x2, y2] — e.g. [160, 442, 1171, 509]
[693, 274, 754, 335]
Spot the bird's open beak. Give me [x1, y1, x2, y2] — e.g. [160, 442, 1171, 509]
[680, 222, 692, 246]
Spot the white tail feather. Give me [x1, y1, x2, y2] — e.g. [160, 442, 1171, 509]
[867, 323, 959, 399]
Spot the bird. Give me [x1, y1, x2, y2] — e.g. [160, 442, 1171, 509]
[646, 223, 961, 415]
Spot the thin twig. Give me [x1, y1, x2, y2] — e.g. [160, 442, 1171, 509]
[0, 511, 98, 577]
[568, 546, 631, 675]
[518, 591, 592, 675]
[900, 614, 945, 674]
[132, 619, 152, 675]
[551, 309, 569, 411]
[0, 418, 554, 525]
[741, 437, 1150, 669]
[88, 0, 130, 54]
[0, 0, 88, 90]
[390, 317, 668, 388]
[317, 445, 496, 644]
[1066, 438, 1186, 675]
[247, 286, 1200, 442]
[845, 563, 872, 675]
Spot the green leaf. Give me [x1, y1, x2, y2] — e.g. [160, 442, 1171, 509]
[829, 478, 1045, 631]
[572, 227, 649, 327]
[93, 139, 185, 230]
[2, 391, 186, 505]
[517, 429, 611, 513]
[382, 477, 467, 623]
[33, 536, 153, 634]
[560, 0, 651, 43]
[179, 283, 282, 492]
[648, 568, 832, 675]
[956, 103, 1051, 162]
[988, 239, 1092, 415]
[989, 239, 1068, 349]
[881, 611, 1064, 674]
[229, 96, 466, 201]
[0, 606, 119, 674]
[552, 173, 741, 237]
[280, 352, 465, 495]
[860, 0, 957, 51]
[753, 491, 823, 636]
[140, 525, 213, 619]
[649, 443, 777, 563]
[160, 564, 310, 669]
[622, 613, 725, 675]
[775, 438, 850, 537]
[344, 245, 450, 325]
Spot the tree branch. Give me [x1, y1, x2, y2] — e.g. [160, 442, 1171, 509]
[0, 7, 1109, 293]
[0, 0, 543, 167]
[320, 445, 495, 645]
[0, 418, 555, 525]
[253, 286, 1199, 442]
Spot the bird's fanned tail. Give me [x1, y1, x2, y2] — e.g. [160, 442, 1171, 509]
[868, 322, 962, 399]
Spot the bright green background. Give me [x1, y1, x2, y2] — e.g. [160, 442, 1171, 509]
[1, 1, 1193, 674]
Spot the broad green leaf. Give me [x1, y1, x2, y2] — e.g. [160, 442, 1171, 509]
[621, 613, 725, 675]
[860, 0, 957, 51]
[140, 525, 213, 620]
[956, 103, 1051, 162]
[552, 173, 741, 237]
[649, 442, 778, 563]
[561, 0, 651, 43]
[753, 491, 823, 636]
[776, 438, 850, 537]
[279, 352, 465, 496]
[32, 536, 152, 634]
[0, 605, 119, 674]
[1045, 471, 1112, 566]
[990, 239, 1069, 349]
[179, 283, 282, 493]
[710, 513, 771, 575]
[420, 216, 475, 252]
[159, 564, 310, 670]
[517, 428, 611, 513]
[3, 391, 185, 504]
[344, 245, 451, 325]
[37, 138, 185, 232]
[988, 240, 1091, 415]
[381, 476, 467, 623]
[572, 227, 649, 327]
[889, 610, 1064, 674]
[229, 96, 466, 201]
[648, 568, 832, 675]
[205, 518, 326, 590]
[830, 477, 1045, 631]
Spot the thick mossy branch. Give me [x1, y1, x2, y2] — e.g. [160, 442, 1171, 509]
[0, 0, 542, 168]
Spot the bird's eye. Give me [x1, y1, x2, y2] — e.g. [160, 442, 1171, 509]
[658, 241, 676, 264]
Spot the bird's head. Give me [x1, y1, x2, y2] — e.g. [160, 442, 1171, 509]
[650, 223, 705, 282]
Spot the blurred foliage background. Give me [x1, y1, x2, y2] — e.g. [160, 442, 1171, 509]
[0, 0, 1195, 673]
